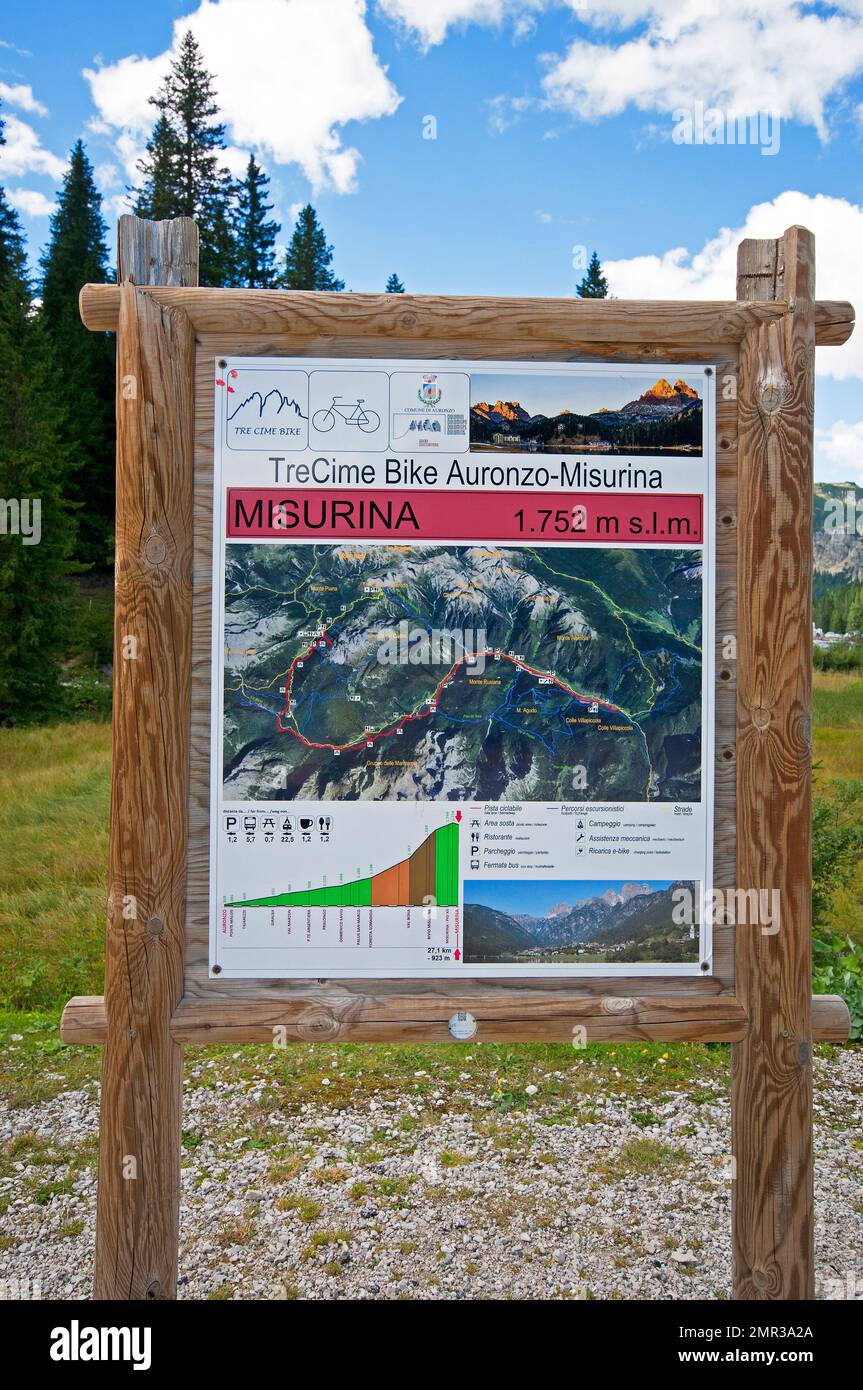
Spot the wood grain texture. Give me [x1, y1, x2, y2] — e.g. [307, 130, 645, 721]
[116, 215, 199, 288]
[77, 280, 853, 345]
[61, 993, 748, 1044]
[58, 992, 850, 1046]
[91, 216, 197, 1301]
[733, 226, 817, 1301]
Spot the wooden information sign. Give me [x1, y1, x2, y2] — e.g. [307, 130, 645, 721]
[62, 214, 854, 1301]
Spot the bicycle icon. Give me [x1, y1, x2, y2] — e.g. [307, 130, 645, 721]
[312, 396, 381, 434]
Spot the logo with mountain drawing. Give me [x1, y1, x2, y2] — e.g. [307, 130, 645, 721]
[227, 387, 307, 425]
[224, 370, 310, 451]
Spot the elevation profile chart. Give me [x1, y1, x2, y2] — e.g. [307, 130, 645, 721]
[215, 807, 465, 976]
[226, 822, 458, 909]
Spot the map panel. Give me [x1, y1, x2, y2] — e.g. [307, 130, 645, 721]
[222, 542, 702, 804]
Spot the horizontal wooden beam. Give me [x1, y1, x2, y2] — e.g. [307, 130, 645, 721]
[170, 993, 750, 1044]
[77, 282, 854, 348]
[61, 994, 109, 1045]
[809, 992, 853, 1043]
[813, 298, 857, 346]
[60, 992, 851, 1046]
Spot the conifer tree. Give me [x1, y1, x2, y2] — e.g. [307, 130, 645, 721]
[40, 140, 114, 564]
[205, 194, 238, 288]
[135, 115, 180, 220]
[0, 112, 73, 723]
[0, 117, 24, 285]
[576, 250, 609, 298]
[848, 590, 863, 634]
[233, 155, 280, 288]
[385, 272, 405, 293]
[136, 30, 236, 285]
[281, 204, 344, 290]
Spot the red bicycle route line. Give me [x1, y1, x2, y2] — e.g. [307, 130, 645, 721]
[275, 629, 633, 753]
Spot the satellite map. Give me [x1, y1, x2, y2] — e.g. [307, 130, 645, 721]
[222, 541, 703, 802]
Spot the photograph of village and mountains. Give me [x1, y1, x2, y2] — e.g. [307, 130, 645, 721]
[470, 371, 703, 456]
[463, 878, 700, 966]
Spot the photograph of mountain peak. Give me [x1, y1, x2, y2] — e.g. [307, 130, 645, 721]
[463, 877, 700, 965]
[469, 371, 704, 457]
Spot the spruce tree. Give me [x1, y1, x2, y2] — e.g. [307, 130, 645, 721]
[0, 114, 24, 285]
[136, 30, 236, 286]
[281, 204, 344, 290]
[205, 194, 238, 288]
[135, 116, 181, 220]
[848, 590, 863, 634]
[576, 250, 609, 298]
[40, 139, 114, 565]
[0, 119, 73, 724]
[233, 155, 280, 288]
[385, 272, 405, 293]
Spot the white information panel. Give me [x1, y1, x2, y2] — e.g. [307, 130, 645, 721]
[209, 359, 715, 978]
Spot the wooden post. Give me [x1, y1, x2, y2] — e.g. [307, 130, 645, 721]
[92, 216, 198, 1300]
[733, 227, 816, 1299]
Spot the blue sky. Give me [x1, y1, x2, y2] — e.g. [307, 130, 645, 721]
[2, 1, 863, 480]
[463, 879, 672, 916]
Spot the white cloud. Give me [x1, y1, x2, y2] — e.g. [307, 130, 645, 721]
[380, 0, 546, 48]
[83, 51, 167, 135]
[815, 419, 863, 485]
[0, 82, 48, 117]
[382, 2, 863, 137]
[486, 93, 533, 134]
[0, 114, 65, 179]
[103, 190, 136, 220]
[603, 191, 863, 381]
[94, 162, 121, 191]
[541, 4, 863, 137]
[84, 0, 401, 193]
[7, 188, 55, 217]
[112, 130, 146, 183]
[223, 144, 253, 179]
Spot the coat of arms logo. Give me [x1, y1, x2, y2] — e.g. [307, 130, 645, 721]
[418, 374, 442, 407]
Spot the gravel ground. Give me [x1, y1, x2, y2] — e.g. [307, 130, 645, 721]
[2, 1047, 862, 1301]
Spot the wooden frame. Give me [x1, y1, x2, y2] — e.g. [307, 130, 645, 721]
[63, 216, 853, 1300]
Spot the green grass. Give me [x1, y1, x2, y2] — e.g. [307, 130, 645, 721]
[813, 672, 863, 782]
[813, 672, 863, 943]
[813, 672, 863, 730]
[0, 669, 860, 1066]
[0, 724, 110, 1009]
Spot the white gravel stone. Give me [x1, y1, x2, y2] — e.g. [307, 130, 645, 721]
[1, 1050, 861, 1300]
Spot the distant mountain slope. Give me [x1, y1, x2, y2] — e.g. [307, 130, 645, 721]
[814, 482, 863, 581]
[460, 904, 536, 959]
